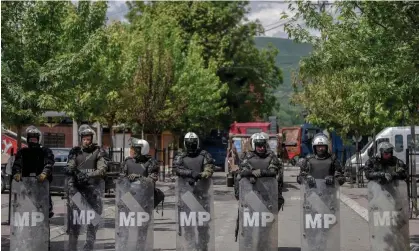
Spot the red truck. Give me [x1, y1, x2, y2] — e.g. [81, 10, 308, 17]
[225, 121, 279, 187]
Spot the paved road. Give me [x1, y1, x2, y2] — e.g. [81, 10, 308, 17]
[1, 169, 376, 250]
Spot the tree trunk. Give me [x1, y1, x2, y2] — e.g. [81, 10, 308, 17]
[410, 120, 417, 216]
[16, 124, 22, 151]
[355, 131, 360, 188]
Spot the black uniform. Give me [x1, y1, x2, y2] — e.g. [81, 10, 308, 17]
[365, 156, 407, 183]
[174, 148, 215, 248]
[66, 143, 108, 250]
[174, 149, 215, 181]
[122, 155, 164, 209]
[12, 146, 55, 216]
[234, 150, 284, 209]
[297, 153, 345, 185]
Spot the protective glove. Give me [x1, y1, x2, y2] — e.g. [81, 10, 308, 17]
[383, 172, 392, 183]
[200, 171, 211, 179]
[252, 169, 261, 178]
[13, 173, 21, 182]
[337, 177, 346, 186]
[325, 176, 334, 186]
[149, 173, 158, 182]
[38, 173, 47, 183]
[128, 173, 140, 182]
[76, 172, 90, 184]
[306, 175, 316, 187]
[191, 171, 201, 181]
[249, 177, 256, 184]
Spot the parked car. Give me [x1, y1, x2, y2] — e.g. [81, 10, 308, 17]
[50, 148, 71, 193]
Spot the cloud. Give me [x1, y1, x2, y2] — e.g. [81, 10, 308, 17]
[106, 1, 129, 23]
[247, 1, 291, 37]
[102, 1, 322, 38]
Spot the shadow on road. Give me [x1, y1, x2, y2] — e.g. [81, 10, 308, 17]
[278, 247, 301, 251]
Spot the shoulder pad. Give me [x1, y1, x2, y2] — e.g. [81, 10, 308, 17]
[70, 146, 82, 154]
[98, 148, 109, 158]
[306, 154, 315, 159]
[396, 158, 405, 166]
[199, 149, 209, 156]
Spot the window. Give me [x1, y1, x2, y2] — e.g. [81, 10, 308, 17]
[394, 135, 404, 152]
[246, 128, 262, 134]
[43, 133, 65, 148]
[407, 134, 419, 151]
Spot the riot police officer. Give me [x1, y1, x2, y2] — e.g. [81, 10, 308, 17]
[296, 133, 345, 186]
[12, 125, 55, 217]
[365, 142, 407, 183]
[174, 132, 215, 249]
[234, 132, 284, 209]
[66, 124, 108, 250]
[122, 137, 164, 209]
[234, 132, 284, 242]
[174, 132, 215, 182]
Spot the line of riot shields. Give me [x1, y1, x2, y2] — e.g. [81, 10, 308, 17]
[9, 175, 410, 251]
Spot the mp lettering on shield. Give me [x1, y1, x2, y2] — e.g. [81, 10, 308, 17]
[373, 211, 400, 227]
[14, 198, 45, 227]
[243, 191, 275, 227]
[179, 191, 211, 227]
[304, 192, 337, 229]
[71, 192, 101, 226]
[119, 191, 150, 227]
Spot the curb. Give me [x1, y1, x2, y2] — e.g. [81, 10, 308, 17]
[339, 192, 369, 221]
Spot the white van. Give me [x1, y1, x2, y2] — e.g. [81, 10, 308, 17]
[346, 126, 419, 177]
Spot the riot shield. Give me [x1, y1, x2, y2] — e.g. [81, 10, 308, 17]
[115, 177, 154, 251]
[63, 177, 106, 251]
[301, 178, 340, 251]
[10, 177, 50, 251]
[238, 177, 278, 251]
[367, 180, 409, 251]
[176, 177, 214, 251]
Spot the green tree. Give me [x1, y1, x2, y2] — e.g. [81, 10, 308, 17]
[122, 11, 227, 142]
[285, 1, 419, 137]
[41, 1, 108, 125]
[1, 1, 68, 148]
[127, 2, 282, 127]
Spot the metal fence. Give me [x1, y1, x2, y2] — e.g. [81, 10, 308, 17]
[406, 148, 419, 219]
[334, 148, 366, 188]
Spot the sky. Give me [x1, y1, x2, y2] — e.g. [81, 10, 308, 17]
[105, 1, 321, 38]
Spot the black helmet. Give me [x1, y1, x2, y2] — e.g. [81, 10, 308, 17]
[184, 132, 199, 154]
[26, 125, 42, 147]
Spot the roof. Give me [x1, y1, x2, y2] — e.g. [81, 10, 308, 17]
[42, 111, 68, 117]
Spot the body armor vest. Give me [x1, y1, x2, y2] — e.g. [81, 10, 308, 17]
[75, 149, 100, 173]
[248, 154, 272, 170]
[308, 156, 333, 179]
[126, 158, 150, 176]
[374, 157, 398, 173]
[183, 154, 204, 173]
[20, 148, 45, 177]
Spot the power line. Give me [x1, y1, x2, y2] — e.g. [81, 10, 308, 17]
[264, 19, 293, 32]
